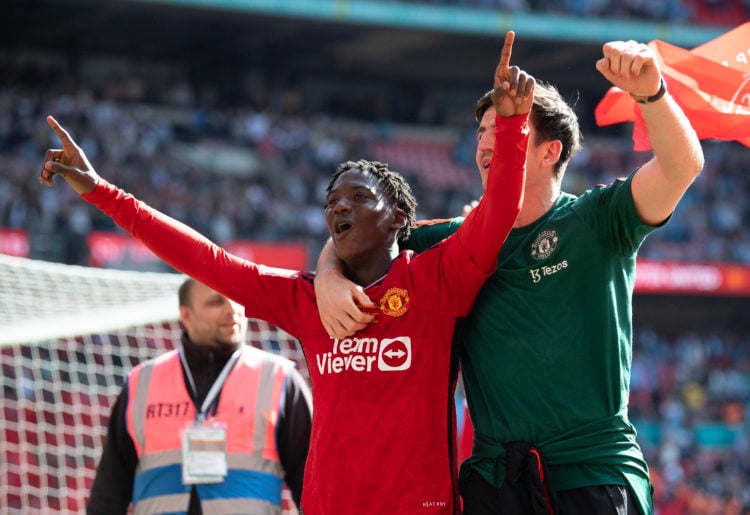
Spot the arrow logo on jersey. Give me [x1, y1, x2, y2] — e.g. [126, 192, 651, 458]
[378, 337, 411, 371]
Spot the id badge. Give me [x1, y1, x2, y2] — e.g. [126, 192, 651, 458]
[181, 422, 228, 485]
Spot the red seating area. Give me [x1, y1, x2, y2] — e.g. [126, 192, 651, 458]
[369, 139, 476, 190]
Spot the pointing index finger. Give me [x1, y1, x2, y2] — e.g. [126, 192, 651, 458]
[494, 31, 516, 88]
[46, 115, 73, 145]
[499, 31, 515, 70]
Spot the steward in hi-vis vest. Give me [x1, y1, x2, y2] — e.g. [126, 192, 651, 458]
[128, 346, 292, 514]
[87, 280, 312, 515]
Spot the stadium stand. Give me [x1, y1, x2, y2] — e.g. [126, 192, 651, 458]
[1, 69, 748, 266]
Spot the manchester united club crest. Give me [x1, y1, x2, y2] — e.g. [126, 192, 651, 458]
[530, 230, 558, 261]
[380, 287, 410, 317]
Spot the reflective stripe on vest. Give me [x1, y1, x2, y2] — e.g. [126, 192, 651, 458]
[126, 346, 292, 515]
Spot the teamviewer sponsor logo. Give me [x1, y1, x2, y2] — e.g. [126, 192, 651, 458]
[316, 336, 412, 374]
[378, 337, 411, 371]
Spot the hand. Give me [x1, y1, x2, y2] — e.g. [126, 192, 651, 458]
[314, 267, 376, 338]
[595, 40, 662, 99]
[492, 31, 535, 117]
[39, 115, 99, 195]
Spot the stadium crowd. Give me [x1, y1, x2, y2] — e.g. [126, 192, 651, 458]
[1, 46, 748, 512]
[631, 327, 750, 512]
[2, 64, 749, 267]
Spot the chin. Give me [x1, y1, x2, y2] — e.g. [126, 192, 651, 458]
[215, 339, 240, 351]
[332, 243, 355, 263]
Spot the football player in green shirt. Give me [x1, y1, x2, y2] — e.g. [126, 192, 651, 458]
[314, 37, 703, 515]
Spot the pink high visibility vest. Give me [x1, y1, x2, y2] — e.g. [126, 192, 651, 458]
[125, 346, 292, 514]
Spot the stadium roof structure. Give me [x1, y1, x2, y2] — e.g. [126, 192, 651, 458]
[126, 0, 727, 46]
[4, 0, 730, 116]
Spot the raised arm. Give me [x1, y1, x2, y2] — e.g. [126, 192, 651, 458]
[40, 116, 252, 304]
[595, 41, 703, 226]
[456, 31, 530, 272]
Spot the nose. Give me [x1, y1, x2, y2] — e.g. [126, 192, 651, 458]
[333, 198, 351, 213]
[477, 130, 494, 153]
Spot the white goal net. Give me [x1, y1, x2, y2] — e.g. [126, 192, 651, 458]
[0, 254, 307, 514]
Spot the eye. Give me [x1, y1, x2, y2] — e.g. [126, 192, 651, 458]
[353, 192, 367, 201]
[324, 198, 337, 210]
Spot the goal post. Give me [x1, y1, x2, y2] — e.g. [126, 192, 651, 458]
[0, 254, 306, 514]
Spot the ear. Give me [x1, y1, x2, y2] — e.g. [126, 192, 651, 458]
[391, 207, 407, 230]
[179, 305, 192, 330]
[541, 139, 563, 169]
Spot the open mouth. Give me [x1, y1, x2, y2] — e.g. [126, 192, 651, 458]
[335, 222, 352, 234]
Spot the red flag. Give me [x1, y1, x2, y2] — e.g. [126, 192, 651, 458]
[595, 23, 750, 151]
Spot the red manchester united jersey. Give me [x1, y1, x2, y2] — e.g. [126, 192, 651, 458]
[242, 236, 488, 514]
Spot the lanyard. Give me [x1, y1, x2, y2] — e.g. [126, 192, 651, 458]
[179, 345, 242, 423]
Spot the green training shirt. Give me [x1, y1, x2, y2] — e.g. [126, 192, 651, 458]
[406, 174, 660, 514]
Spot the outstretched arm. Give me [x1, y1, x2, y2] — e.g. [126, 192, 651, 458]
[40, 116, 252, 305]
[595, 41, 703, 226]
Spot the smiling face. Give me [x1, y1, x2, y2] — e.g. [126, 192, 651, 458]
[475, 107, 497, 192]
[324, 166, 405, 268]
[474, 82, 581, 198]
[476, 107, 549, 197]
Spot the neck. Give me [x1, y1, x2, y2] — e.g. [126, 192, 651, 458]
[514, 173, 561, 228]
[181, 332, 238, 371]
[343, 244, 399, 287]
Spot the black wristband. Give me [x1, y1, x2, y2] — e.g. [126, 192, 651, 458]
[630, 78, 667, 104]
